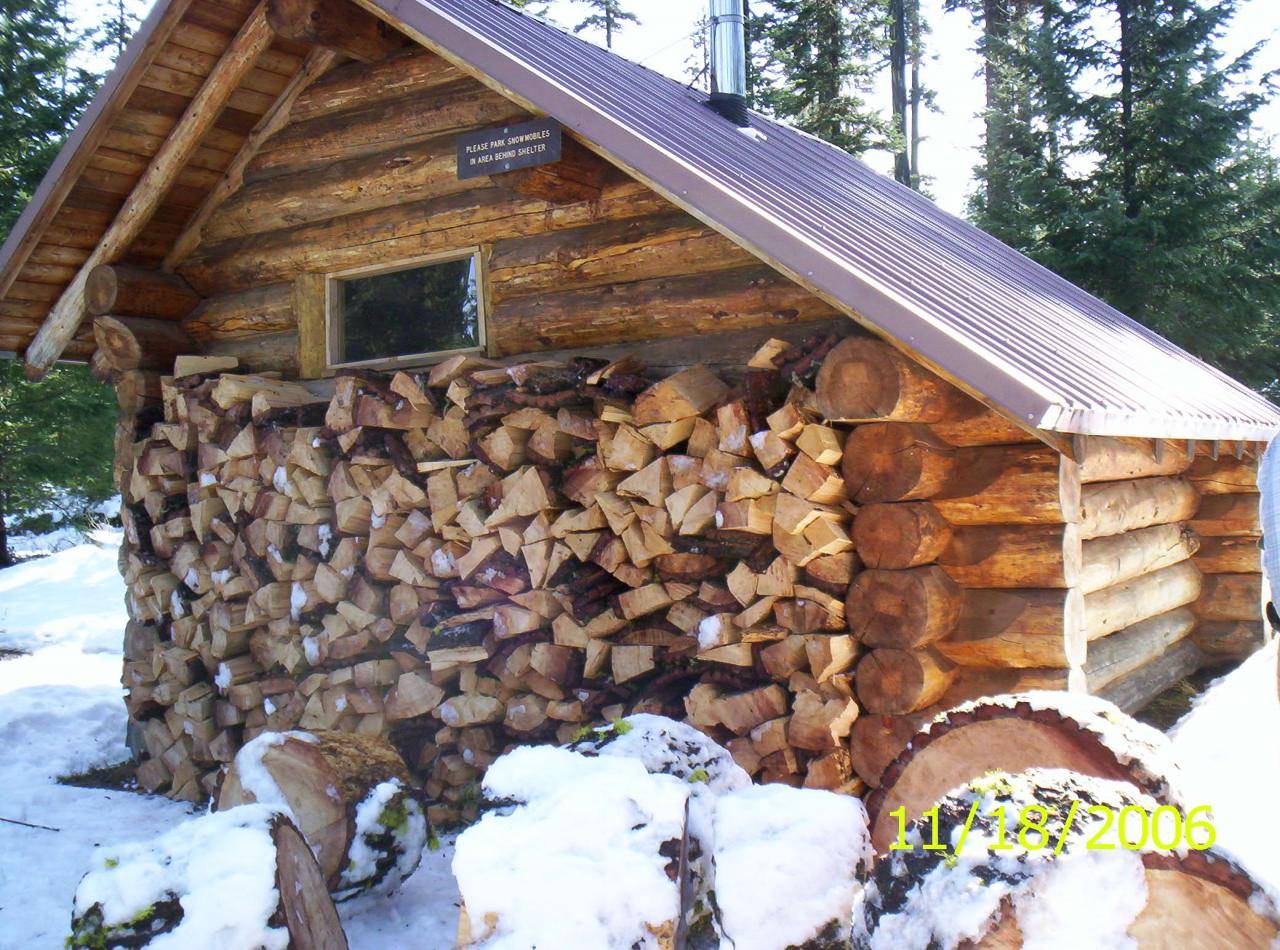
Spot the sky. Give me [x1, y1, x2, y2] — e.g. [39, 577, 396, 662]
[67, 0, 1280, 215]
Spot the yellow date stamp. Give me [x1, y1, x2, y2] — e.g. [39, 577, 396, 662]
[888, 802, 1217, 855]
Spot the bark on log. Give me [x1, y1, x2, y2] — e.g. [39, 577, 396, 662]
[1194, 536, 1261, 574]
[219, 731, 425, 898]
[1193, 620, 1268, 661]
[1194, 573, 1263, 622]
[1096, 637, 1206, 713]
[85, 264, 200, 320]
[1078, 476, 1199, 540]
[865, 696, 1182, 853]
[184, 283, 295, 340]
[94, 315, 195, 372]
[1082, 561, 1203, 642]
[854, 648, 957, 715]
[289, 47, 465, 125]
[1083, 607, 1197, 693]
[814, 336, 973, 423]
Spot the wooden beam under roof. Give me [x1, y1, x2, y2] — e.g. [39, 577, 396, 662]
[23, 2, 274, 379]
[164, 47, 341, 272]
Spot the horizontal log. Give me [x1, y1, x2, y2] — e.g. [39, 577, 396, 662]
[1194, 536, 1261, 574]
[1078, 436, 1192, 484]
[842, 426, 1080, 524]
[289, 46, 466, 124]
[1079, 476, 1200, 540]
[937, 523, 1080, 589]
[1186, 455, 1258, 495]
[179, 178, 669, 293]
[852, 502, 953, 570]
[855, 648, 958, 715]
[1192, 620, 1268, 661]
[846, 566, 963, 649]
[184, 283, 296, 341]
[1077, 523, 1199, 595]
[1194, 573, 1263, 622]
[252, 79, 524, 181]
[1083, 607, 1197, 693]
[85, 264, 200, 319]
[93, 316, 195, 372]
[212, 133, 489, 243]
[937, 588, 1085, 669]
[491, 263, 840, 356]
[1096, 637, 1205, 714]
[503, 318, 848, 380]
[1082, 561, 1203, 641]
[203, 330, 299, 374]
[1188, 494, 1261, 537]
[488, 211, 755, 303]
[266, 0, 407, 62]
[815, 336, 974, 423]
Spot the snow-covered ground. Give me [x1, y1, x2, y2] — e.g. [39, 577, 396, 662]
[0, 536, 1276, 946]
[0, 538, 460, 948]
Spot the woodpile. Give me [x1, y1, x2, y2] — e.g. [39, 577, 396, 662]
[115, 330, 872, 812]
[111, 326, 1268, 809]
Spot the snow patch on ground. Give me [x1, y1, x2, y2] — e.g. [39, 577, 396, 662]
[1172, 639, 1280, 889]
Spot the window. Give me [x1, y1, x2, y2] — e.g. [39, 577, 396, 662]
[328, 252, 484, 369]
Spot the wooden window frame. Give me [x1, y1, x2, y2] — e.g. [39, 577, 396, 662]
[322, 248, 489, 373]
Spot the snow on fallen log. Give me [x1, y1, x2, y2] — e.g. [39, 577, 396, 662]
[69, 804, 347, 949]
[453, 714, 873, 949]
[853, 768, 1280, 949]
[713, 784, 873, 950]
[217, 730, 429, 901]
[453, 743, 691, 948]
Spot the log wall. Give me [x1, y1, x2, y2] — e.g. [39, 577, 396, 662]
[822, 339, 1267, 787]
[171, 47, 840, 369]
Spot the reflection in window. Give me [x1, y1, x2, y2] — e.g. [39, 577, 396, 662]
[334, 255, 480, 365]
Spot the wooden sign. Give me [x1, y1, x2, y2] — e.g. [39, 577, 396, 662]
[457, 117, 563, 180]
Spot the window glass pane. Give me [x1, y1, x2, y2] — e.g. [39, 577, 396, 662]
[338, 256, 479, 363]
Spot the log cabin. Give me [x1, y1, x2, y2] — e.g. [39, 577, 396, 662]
[2, 0, 1276, 811]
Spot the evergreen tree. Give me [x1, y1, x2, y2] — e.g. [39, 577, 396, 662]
[960, 0, 1280, 393]
[573, 0, 638, 50]
[93, 0, 140, 58]
[0, 0, 115, 562]
[0, 0, 95, 238]
[756, 0, 896, 155]
[0, 361, 117, 564]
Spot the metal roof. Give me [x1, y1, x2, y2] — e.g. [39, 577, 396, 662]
[368, 0, 1280, 440]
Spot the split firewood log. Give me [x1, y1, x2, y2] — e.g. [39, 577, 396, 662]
[853, 769, 1279, 949]
[218, 731, 429, 900]
[864, 692, 1185, 853]
[70, 804, 347, 949]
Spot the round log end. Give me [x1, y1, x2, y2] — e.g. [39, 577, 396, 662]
[846, 566, 963, 648]
[841, 423, 956, 504]
[853, 502, 953, 570]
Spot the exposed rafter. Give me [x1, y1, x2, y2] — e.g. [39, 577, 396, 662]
[23, 2, 274, 379]
[164, 47, 342, 273]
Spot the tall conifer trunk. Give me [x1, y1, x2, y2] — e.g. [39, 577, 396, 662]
[891, 0, 911, 185]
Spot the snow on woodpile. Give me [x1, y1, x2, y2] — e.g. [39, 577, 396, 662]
[454, 715, 873, 949]
[70, 804, 291, 950]
[852, 767, 1280, 949]
[713, 784, 872, 950]
[337, 777, 430, 901]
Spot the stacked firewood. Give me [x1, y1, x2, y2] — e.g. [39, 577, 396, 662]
[117, 332, 872, 813]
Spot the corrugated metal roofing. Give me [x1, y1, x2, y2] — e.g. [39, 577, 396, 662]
[371, 0, 1280, 440]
